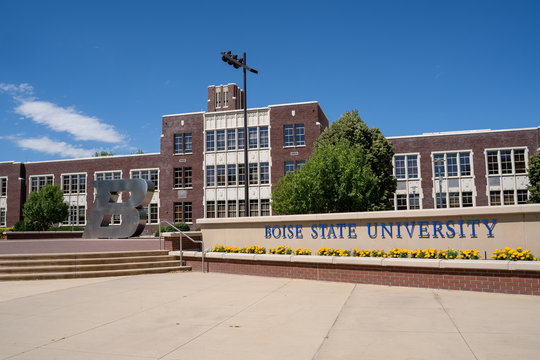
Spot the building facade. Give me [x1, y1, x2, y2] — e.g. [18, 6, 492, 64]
[0, 84, 537, 232]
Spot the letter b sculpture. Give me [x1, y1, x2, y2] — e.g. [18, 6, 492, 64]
[83, 179, 155, 239]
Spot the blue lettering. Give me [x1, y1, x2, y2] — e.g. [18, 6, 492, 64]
[445, 221, 455, 238]
[432, 221, 444, 238]
[467, 220, 480, 237]
[482, 219, 496, 237]
[348, 224, 357, 238]
[381, 223, 392, 238]
[319, 224, 328, 238]
[403, 222, 416, 238]
[265, 226, 271, 239]
[311, 224, 318, 239]
[395, 222, 402, 238]
[367, 223, 378, 238]
[458, 220, 465, 237]
[272, 225, 281, 239]
[327, 224, 337, 239]
[337, 224, 346, 238]
[287, 225, 294, 239]
[295, 225, 303, 239]
[419, 222, 429, 238]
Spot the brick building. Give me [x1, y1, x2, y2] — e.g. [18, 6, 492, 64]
[0, 84, 537, 232]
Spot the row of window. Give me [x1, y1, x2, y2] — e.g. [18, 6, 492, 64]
[206, 163, 270, 187]
[61, 203, 160, 226]
[206, 199, 271, 218]
[434, 192, 474, 208]
[174, 202, 192, 223]
[62, 174, 87, 194]
[174, 167, 193, 189]
[206, 127, 269, 152]
[214, 87, 229, 109]
[490, 190, 529, 206]
[487, 149, 526, 175]
[174, 133, 193, 155]
[284, 124, 305, 147]
[284, 160, 306, 174]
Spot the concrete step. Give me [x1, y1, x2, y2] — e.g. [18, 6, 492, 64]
[0, 260, 184, 274]
[0, 250, 169, 261]
[0, 255, 180, 267]
[0, 266, 191, 281]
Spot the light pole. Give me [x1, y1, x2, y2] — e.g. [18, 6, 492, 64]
[220, 51, 258, 217]
[434, 158, 445, 209]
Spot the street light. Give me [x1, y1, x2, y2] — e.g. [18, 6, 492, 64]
[220, 51, 258, 216]
[433, 158, 445, 209]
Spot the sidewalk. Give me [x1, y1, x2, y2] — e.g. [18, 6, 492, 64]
[1, 272, 539, 359]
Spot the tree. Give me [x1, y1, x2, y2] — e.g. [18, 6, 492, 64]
[93, 151, 115, 157]
[271, 110, 396, 214]
[22, 184, 69, 231]
[528, 152, 540, 203]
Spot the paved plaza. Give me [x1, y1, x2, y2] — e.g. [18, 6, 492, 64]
[0, 272, 539, 360]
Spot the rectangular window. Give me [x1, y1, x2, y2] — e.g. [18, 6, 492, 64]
[249, 163, 258, 185]
[259, 127, 269, 148]
[223, 88, 229, 107]
[407, 155, 418, 179]
[174, 134, 183, 154]
[174, 202, 183, 223]
[490, 191, 501, 206]
[284, 125, 294, 147]
[250, 199, 259, 216]
[184, 133, 192, 154]
[63, 205, 86, 226]
[206, 201, 215, 218]
[396, 194, 407, 210]
[261, 199, 270, 216]
[237, 128, 245, 150]
[215, 89, 221, 108]
[227, 200, 237, 217]
[227, 164, 236, 185]
[500, 150, 513, 174]
[295, 124, 305, 146]
[447, 154, 458, 177]
[206, 166, 215, 186]
[184, 168, 192, 188]
[0, 178, 6, 197]
[183, 202, 192, 223]
[217, 200, 226, 218]
[260, 162, 269, 184]
[433, 154, 445, 177]
[284, 161, 295, 175]
[174, 167, 192, 188]
[0, 208, 5, 227]
[95, 171, 121, 181]
[517, 190, 528, 204]
[487, 151, 499, 175]
[206, 131, 215, 152]
[460, 152, 471, 176]
[462, 192, 473, 207]
[238, 200, 245, 217]
[61, 174, 86, 194]
[296, 160, 305, 170]
[503, 190, 514, 205]
[515, 149, 526, 174]
[435, 193, 447, 209]
[131, 169, 158, 189]
[248, 127, 258, 149]
[30, 175, 53, 193]
[216, 130, 225, 151]
[174, 168, 182, 188]
[449, 192, 460, 208]
[227, 129, 236, 150]
[174, 133, 192, 154]
[409, 193, 420, 209]
[147, 204, 158, 224]
[216, 165, 226, 186]
[394, 156, 406, 179]
[238, 164, 245, 185]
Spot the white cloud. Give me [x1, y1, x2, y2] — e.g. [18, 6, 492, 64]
[15, 99, 124, 143]
[0, 82, 34, 95]
[16, 137, 96, 158]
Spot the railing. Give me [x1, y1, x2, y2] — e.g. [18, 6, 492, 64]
[158, 220, 205, 273]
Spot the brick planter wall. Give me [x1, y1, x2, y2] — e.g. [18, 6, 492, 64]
[181, 255, 540, 296]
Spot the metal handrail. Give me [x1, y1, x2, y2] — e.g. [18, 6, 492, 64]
[158, 220, 205, 273]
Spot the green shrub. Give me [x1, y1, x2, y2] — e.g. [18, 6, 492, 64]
[48, 226, 85, 231]
[154, 222, 190, 236]
[13, 221, 28, 232]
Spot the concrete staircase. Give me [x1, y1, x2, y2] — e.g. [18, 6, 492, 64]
[0, 250, 191, 280]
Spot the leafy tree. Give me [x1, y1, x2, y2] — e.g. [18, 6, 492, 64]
[272, 110, 396, 214]
[22, 184, 69, 231]
[93, 151, 115, 157]
[528, 152, 540, 203]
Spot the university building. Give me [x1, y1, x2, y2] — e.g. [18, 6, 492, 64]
[0, 84, 536, 231]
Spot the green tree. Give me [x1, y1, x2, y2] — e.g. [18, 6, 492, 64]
[272, 110, 396, 214]
[93, 151, 115, 157]
[22, 184, 69, 231]
[527, 152, 540, 203]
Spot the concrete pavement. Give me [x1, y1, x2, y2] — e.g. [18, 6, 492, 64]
[0, 272, 539, 359]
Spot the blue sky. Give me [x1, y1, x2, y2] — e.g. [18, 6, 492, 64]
[1, 0, 539, 162]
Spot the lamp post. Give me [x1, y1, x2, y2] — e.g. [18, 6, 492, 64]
[434, 158, 445, 209]
[220, 51, 258, 217]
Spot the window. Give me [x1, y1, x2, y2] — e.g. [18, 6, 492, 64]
[409, 193, 420, 209]
[295, 124, 305, 146]
[490, 191, 501, 206]
[174, 167, 192, 188]
[249, 163, 258, 185]
[238, 164, 245, 185]
[216, 130, 225, 151]
[260, 162, 269, 184]
[131, 169, 158, 189]
[261, 199, 270, 216]
[248, 127, 258, 149]
[147, 203, 158, 224]
[296, 160, 305, 170]
[447, 154, 458, 177]
[396, 194, 407, 210]
[1, 178, 7, 197]
[431, 152, 473, 209]
[487, 148, 527, 175]
[227, 129, 236, 150]
[449, 192, 460, 208]
[217, 201, 226, 218]
[517, 190, 528, 204]
[30, 175, 53, 192]
[228, 200, 237, 217]
[223, 88, 229, 107]
[227, 164, 236, 185]
[0, 208, 5, 226]
[259, 127, 269, 148]
[237, 128, 245, 150]
[284, 125, 294, 147]
[216, 165, 226, 186]
[238, 200, 246, 217]
[486, 148, 529, 207]
[433, 154, 445, 177]
[460, 153, 471, 176]
[487, 151, 499, 175]
[96, 171, 121, 181]
[206, 201, 215, 218]
[462, 192, 473, 207]
[515, 149, 526, 174]
[206, 166, 215, 186]
[63, 205, 86, 226]
[407, 156, 418, 179]
[503, 190, 514, 205]
[206, 131, 215, 152]
[174, 133, 192, 154]
[174, 202, 192, 223]
[284, 161, 295, 175]
[394, 156, 406, 179]
[215, 88, 221, 108]
[435, 193, 447, 209]
[250, 199, 259, 216]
